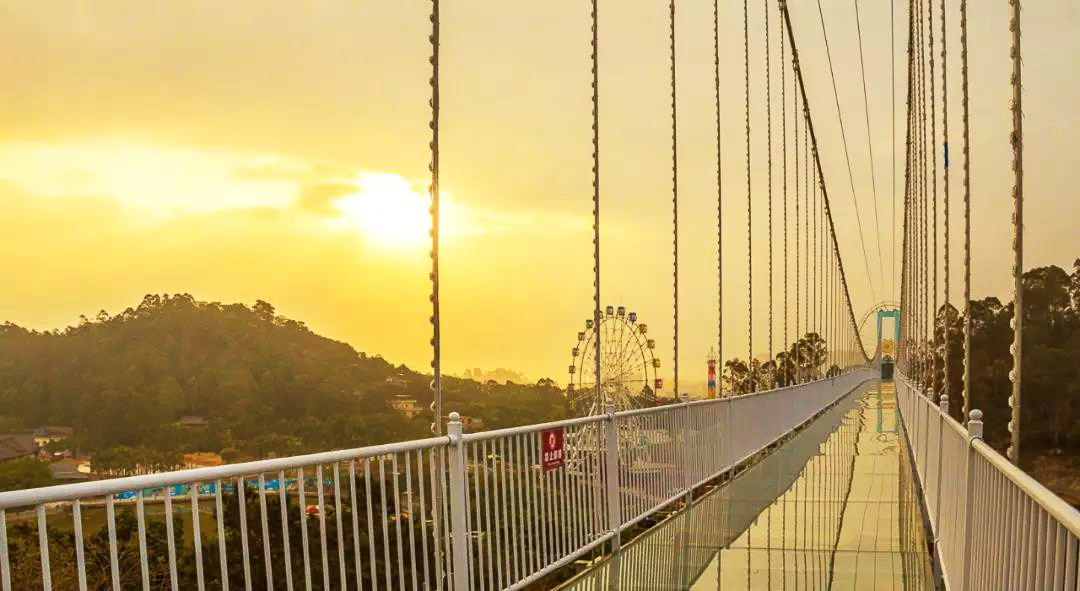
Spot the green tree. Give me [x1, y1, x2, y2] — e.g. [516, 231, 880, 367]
[0, 457, 53, 492]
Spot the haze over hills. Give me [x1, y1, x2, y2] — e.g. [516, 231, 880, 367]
[459, 367, 529, 384]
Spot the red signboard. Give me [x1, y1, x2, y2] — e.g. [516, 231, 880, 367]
[541, 427, 565, 472]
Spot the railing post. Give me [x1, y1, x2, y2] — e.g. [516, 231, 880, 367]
[604, 399, 622, 553]
[921, 386, 933, 474]
[681, 392, 692, 501]
[934, 395, 949, 537]
[447, 412, 471, 591]
[961, 409, 983, 591]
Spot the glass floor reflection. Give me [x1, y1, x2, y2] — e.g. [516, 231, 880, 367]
[564, 381, 936, 591]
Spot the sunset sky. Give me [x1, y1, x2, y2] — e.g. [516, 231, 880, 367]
[1, 1, 1077, 389]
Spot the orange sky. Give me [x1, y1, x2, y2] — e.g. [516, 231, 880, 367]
[1, 1, 1077, 389]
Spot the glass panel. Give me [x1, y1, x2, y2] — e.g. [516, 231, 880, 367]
[564, 380, 936, 591]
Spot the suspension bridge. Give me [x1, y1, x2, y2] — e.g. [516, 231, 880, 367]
[2, 0, 1077, 589]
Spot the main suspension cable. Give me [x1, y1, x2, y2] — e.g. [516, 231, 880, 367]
[780, 0, 872, 363]
[814, 0, 879, 305]
[853, 0, 884, 300]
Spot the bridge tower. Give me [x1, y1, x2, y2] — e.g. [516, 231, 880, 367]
[877, 308, 900, 380]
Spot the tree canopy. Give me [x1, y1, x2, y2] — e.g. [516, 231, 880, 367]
[0, 294, 569, 474]
[926, 260, 1080, 454]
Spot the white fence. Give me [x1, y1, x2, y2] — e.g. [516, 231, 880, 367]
[896, 374, 1080, 590]
[0, 370, 874, 591]
[564, 384, 868, 591]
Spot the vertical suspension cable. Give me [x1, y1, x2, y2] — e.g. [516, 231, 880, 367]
[813, 149, 818, 373]
[669, 0, 679, 399]
[428, 0, 442, 436]
[767, 0, 774, 380]
[892, 0, 898, 301]
[909, 0, 918, 381]
[714, 0, 724, 393]
[825, 221, 831, 370]
[817, 167, 823, 375]
[928, 0, 939, 397]
[916, 0, 927, 386]
[590, 0, 602, 412]
[913, 0, 921, 384]
[921, 0, 929, 386]
[795, 61, 801, 383]
[940, 0, 951, 402]
[425, 3, 445, 574]
[744, 0, 754, 391]
[782, 16, 788, 384]
[820, 169, 825, 372]
[804, 110, 809, 378]
[960, 0, 973, 420]
[901, 2, 913, 373]
[924, 0, 933, 391]
[1008, 0, 1023, 463]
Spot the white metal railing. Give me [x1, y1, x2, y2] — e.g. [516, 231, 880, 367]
[0, 370, 874, 591]
[896, 374, 1080, 590]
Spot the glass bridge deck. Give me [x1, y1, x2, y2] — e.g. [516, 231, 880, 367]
[563, 381, 936, 591]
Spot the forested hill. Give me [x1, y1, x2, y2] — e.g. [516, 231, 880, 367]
[0, 294, 569, 467]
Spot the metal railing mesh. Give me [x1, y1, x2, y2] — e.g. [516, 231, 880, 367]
[0, 371, 874, 591]
[896, 374, 1080, 590]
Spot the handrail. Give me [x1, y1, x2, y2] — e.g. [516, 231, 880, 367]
[971, 438, 1080, 539]
[0, 369, 876, 591]
[0, 435, 450, 509]
[895, 372, 1080, 590]
[460, 413, 606, 443]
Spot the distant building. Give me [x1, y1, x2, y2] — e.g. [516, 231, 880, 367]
[177, 415, 209, 428]
[390, 395, 424, 419]
[183, 452, 224, 469]
[33, 426, 73, 448]
[49, 458, 91, 481]
[0, 434, 39, 462]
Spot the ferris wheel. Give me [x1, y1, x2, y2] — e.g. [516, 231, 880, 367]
[567, 305, 661, 417]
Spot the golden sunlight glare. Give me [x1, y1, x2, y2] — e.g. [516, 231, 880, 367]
[333, 172, 433, 249]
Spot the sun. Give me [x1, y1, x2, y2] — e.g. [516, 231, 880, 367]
[332, 173, 433, 249]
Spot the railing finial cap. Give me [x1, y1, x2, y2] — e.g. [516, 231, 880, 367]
[969, 409, 983, 421]
[449, 411, 461, 422]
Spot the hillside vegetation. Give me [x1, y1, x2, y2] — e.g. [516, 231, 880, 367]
[0, 294, 569, 472]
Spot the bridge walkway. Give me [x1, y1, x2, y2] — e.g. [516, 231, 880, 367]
[564, 381, 936, 590]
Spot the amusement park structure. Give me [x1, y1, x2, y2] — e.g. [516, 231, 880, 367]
[566, 305, 661, 417]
